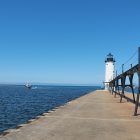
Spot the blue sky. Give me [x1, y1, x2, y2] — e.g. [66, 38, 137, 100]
[0, 0, 140, 85]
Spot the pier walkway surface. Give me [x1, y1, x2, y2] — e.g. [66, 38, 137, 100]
[1, 90, 140, 140]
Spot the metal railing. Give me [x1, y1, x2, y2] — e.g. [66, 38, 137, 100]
[109, 47, 140, 116]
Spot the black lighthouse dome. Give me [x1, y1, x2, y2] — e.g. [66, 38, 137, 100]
[105, 53, 115, 63]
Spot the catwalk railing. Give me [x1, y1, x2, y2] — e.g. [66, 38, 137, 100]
[109, 47, 140, 116]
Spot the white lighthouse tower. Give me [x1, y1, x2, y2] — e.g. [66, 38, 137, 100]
[105, 53, 115, 90]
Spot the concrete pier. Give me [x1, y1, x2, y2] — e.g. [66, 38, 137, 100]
[1, 90, 140, 140]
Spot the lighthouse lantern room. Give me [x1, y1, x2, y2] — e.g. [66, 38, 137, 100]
[105, 53, 115, 90]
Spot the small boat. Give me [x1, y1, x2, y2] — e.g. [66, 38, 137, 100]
[25, 83, 32, 89]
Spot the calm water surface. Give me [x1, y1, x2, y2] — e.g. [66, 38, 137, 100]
[0, 85, 100, 132]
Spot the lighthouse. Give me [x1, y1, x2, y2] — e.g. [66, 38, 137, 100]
[105, 53, 115, 90]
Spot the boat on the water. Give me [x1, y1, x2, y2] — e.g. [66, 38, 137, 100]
[25, 83, 32, 89]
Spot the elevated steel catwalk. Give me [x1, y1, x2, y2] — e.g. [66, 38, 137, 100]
[109, 47, 140, 116]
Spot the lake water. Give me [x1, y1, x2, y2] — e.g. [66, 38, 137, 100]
[0, 85, 100, 132]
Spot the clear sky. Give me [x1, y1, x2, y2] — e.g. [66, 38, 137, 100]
[0, 0, 140, 85]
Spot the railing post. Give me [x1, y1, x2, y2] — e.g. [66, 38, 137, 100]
[114, 71, 118, 97]
[134, 47, 140, 116]
[122, 64, 124, 73]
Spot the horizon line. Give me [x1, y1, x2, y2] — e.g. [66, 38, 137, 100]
[0, 82, 102, 86]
